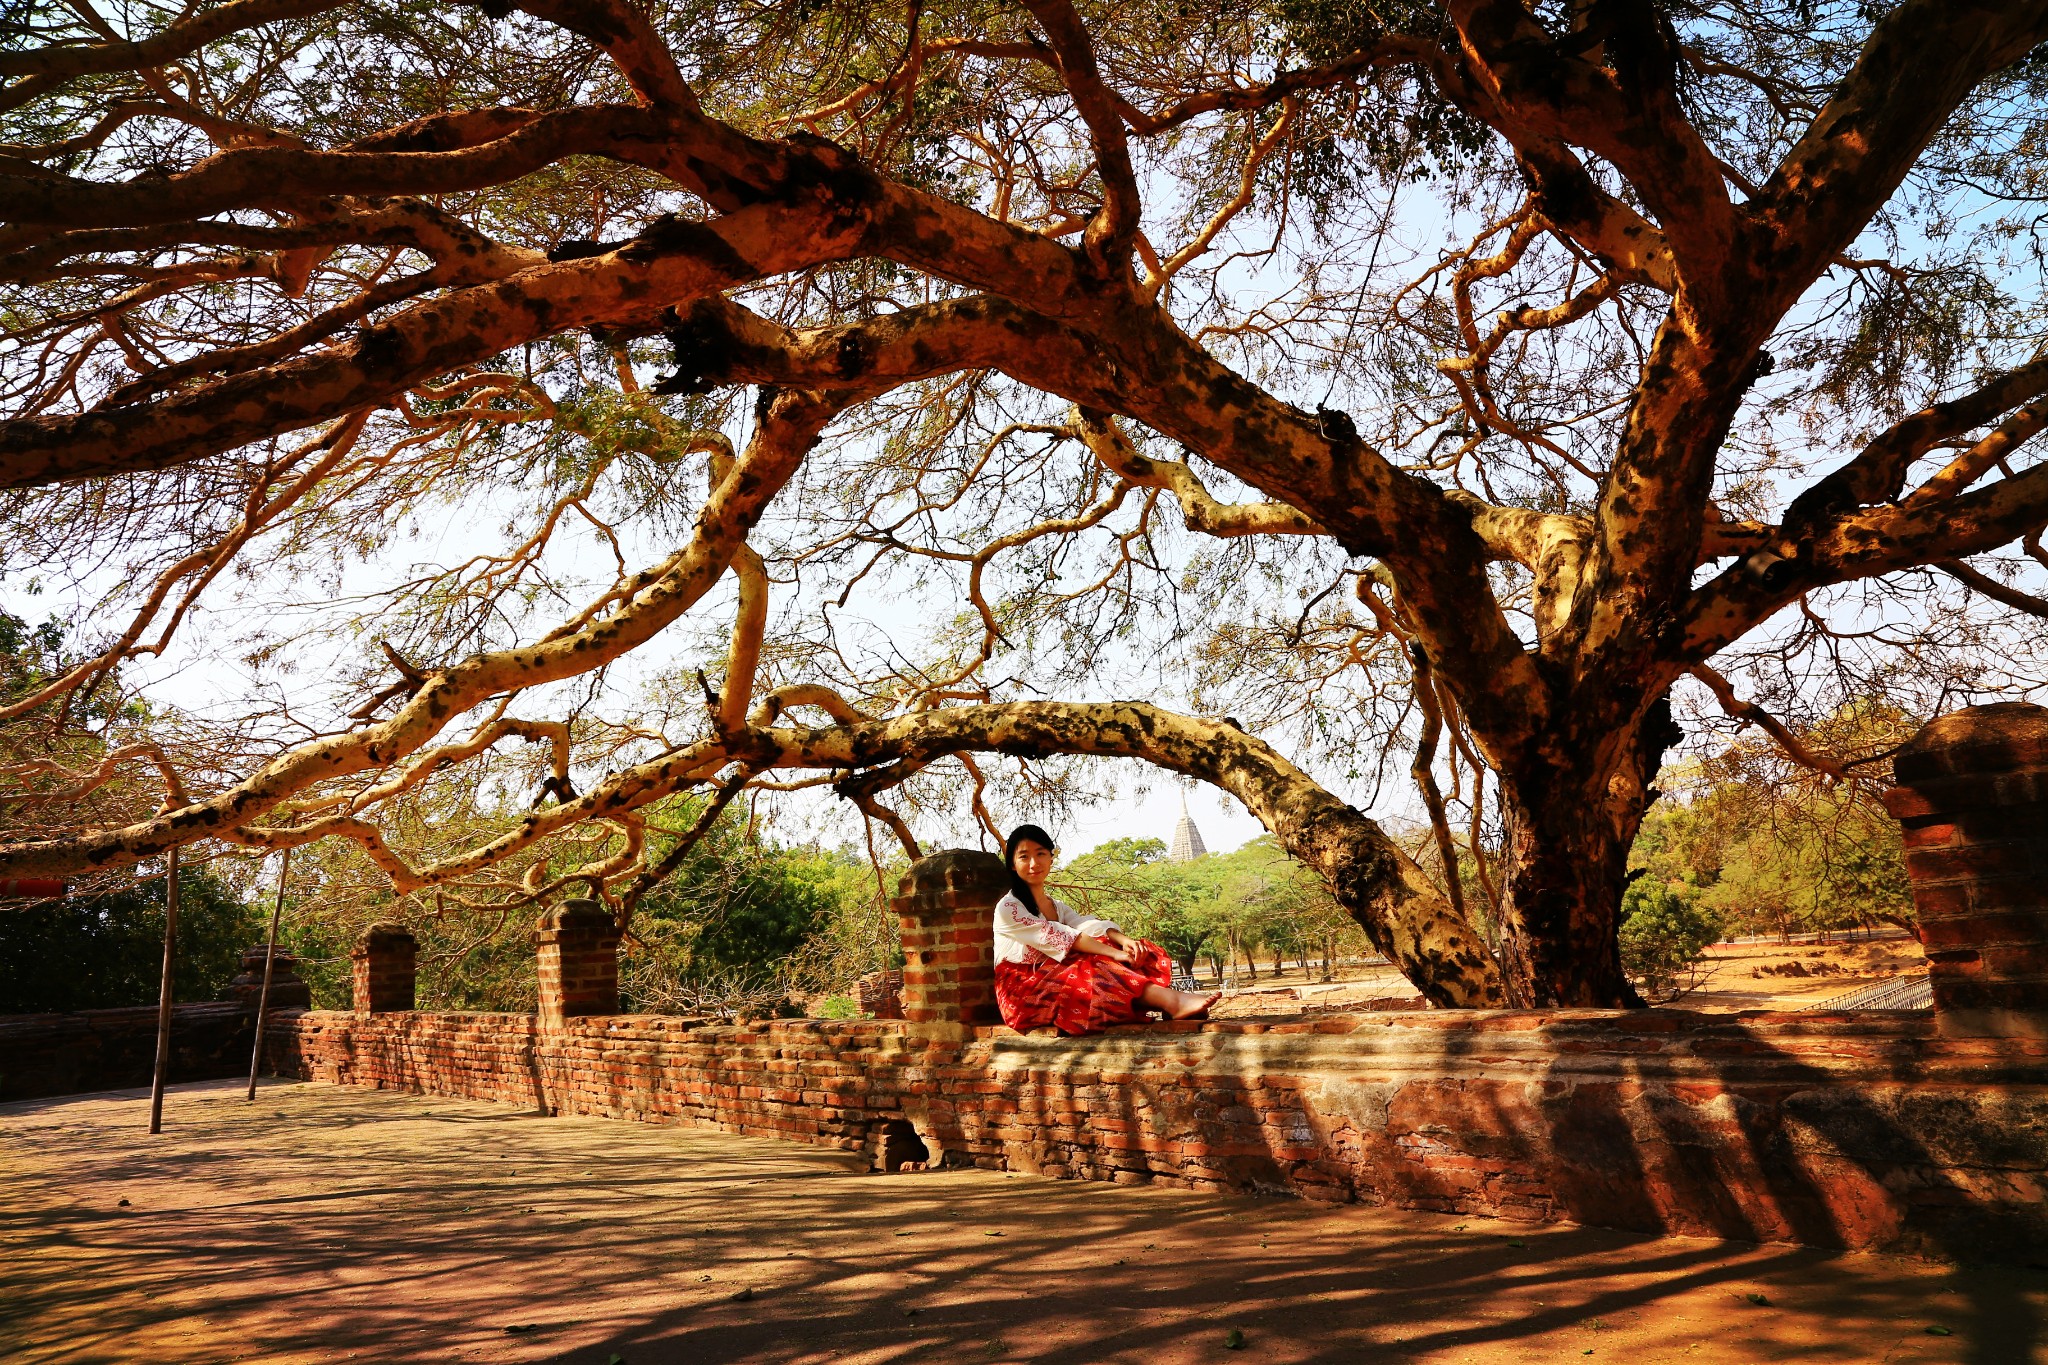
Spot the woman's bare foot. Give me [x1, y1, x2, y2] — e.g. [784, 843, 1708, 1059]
[1167, 990, 1221, 1020]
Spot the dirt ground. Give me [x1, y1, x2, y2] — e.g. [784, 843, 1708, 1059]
[1205, 933, 1926, 1017]
[3, 1078, 2040, 1365]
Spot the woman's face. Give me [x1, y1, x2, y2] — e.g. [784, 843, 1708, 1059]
[1012, 838, 1055, 888]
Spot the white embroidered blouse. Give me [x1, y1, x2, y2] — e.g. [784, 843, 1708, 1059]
[992, 891, 1122, 965]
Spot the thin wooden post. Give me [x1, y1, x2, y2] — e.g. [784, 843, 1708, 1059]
[245, 847, 290, 1102]
[148, 845, 180, 1135]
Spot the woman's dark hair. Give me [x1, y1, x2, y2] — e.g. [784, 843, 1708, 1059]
[1004, 823, 1057, 910]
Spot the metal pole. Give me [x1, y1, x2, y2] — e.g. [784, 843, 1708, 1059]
[245, 846, 291, 1102]
[148, 844, 180, 1135]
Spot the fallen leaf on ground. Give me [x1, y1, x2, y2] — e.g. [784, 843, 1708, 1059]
[1224, 1328, 1246, 1350]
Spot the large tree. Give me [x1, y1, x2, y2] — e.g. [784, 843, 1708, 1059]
[4, 0, 2048, 1006]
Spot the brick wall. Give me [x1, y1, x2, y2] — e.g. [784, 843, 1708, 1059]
[1, 1002, 254, 1101]
[893, 849, 1004, 1026]
[351, 922, 417, 1014]
[264, 1005, 2048, 1264]
[1886, 700, 2048, 1037]
[536, 899, 619, 1028]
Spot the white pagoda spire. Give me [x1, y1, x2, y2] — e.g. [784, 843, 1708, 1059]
[1168, 793, 1208, 862]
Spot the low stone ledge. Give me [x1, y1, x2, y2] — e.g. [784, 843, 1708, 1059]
[260, 1005, 2048, 1264]
[0, 1001, 255, 1101]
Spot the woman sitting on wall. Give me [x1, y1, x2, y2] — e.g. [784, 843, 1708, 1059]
[993, 824, 1221, 1035]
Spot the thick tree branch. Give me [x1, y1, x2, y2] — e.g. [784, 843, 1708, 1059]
[0, 197, 863, 488]
[1684, 457, 2048, 656]
[1068, 407, 1324, 537]
[1019, 0, 1142, 278]
[0, 386, 857, 875]
[0, 106, 668, 231]
[1751, 0, 2048, 309]
[0, 0, 345, 111]
[1785, 352, 2048, 535]
[1444, 0, 1736, 286]
[667, 292, 1553, 755]
[678, 699, 1498, 1007]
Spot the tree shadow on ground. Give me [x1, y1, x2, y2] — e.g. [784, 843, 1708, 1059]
[2, 1046, 2042, 1365]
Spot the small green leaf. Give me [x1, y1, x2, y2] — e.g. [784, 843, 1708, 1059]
[983, 1230, 1004, 1237]
[1927, 1325, 1953, 1336]
[501, 1324, 539, 1334]
[729, 1287, 755, 1303]
[1746, 1293, 1770, 1306]
[1507, 1239, 1527, 1249]
[608, 1355, 627, 1364]
[1223, 1328, 1246, 1349]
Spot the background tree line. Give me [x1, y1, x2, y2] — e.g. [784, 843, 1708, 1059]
[1056, 834, 1376, 984]
[1615, 703, 1915, 1000]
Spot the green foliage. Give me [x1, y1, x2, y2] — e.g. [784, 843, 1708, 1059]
[621, 797, 869, 1010]
[1057, 833, 1368, 979]
[1630, 702, 1916, 948]
[270, 801, 876, 1015]
[0, 868, 258, 1013]
[1617, 877, 1723, 1002]
[1693, 794, 1914, 939]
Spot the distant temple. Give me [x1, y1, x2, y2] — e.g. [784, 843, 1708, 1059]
[1168, 797, 1208, 862]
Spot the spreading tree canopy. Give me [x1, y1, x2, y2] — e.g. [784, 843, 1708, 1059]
[4, 0, 2048, 1006]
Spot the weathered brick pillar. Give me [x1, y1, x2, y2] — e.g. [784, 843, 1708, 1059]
[351, 923, 416, 1013]
[223, 944, 312, 1010]
[1884, 701, 2048, 1038]
[536, 898, 619, 1028]
[893, 849, 1006, 1027]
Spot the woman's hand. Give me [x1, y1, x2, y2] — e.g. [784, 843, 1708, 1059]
[1101, 928, 1134, 951]
[1076, 934, 1133, 963]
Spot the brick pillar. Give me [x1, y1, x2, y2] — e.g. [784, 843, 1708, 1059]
[1884, 701, 2048, 1038]
[536, 898, 619, 1028]
[351, 922, 416, 1013]
[893, 849, 1006, 1028]
[222, 944, 312, 1010]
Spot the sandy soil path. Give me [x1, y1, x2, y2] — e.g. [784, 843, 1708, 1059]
[1, 1078, 2038, 1364]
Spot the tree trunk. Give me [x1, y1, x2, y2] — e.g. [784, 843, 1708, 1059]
[1496, 801, 1641, 1006]
[1490, 699, 1677, 1007]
